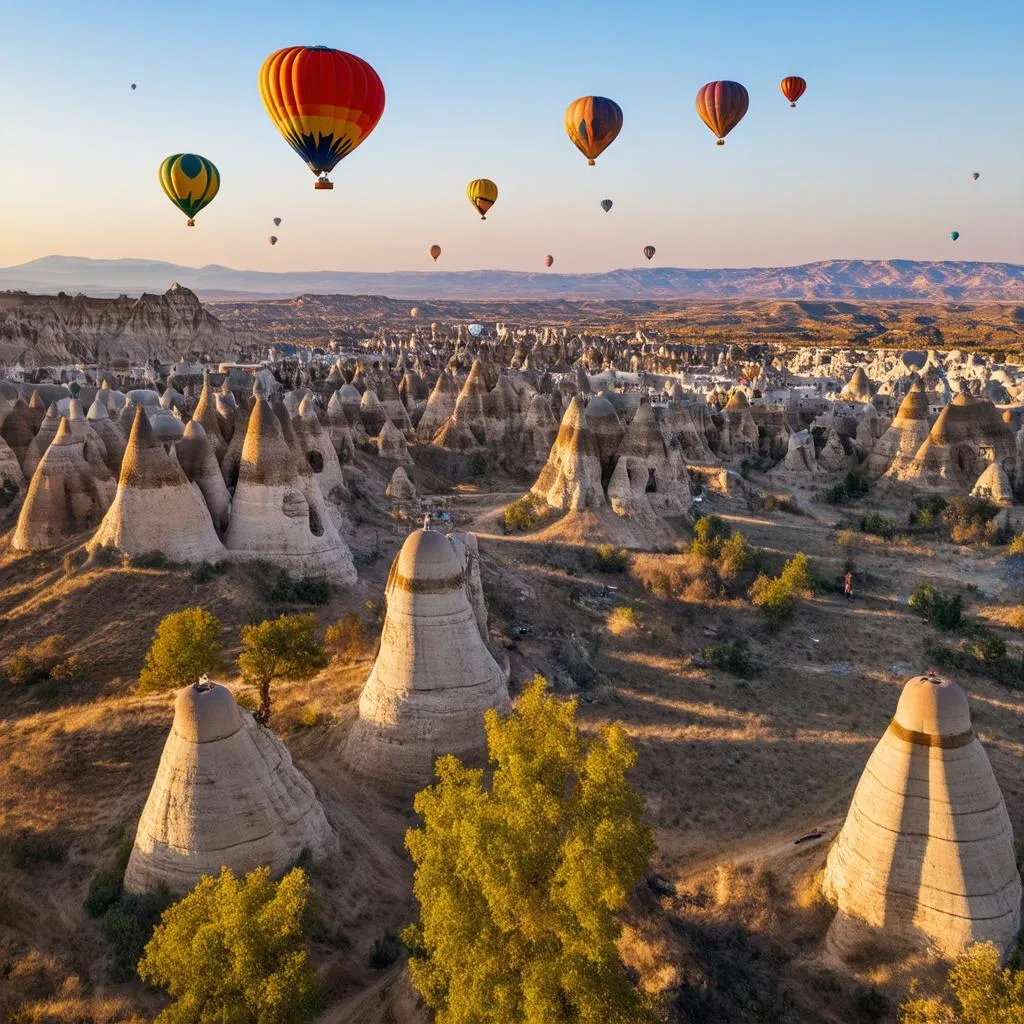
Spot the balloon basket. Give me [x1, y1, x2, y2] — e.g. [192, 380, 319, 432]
[186, 219, 195, 227]
[314, 180, 334, 190]
[790, 102, 796, 108]
[588, 159, 595, 166]
[716, 139, 725, 146]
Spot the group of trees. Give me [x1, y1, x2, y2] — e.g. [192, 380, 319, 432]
[140, 607, 329, 724]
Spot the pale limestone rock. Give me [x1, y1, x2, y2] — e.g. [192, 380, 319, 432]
[530, 397, 605, 511]
[294, 395, 348, 501]
[176, 421, 231, 534]
[378, 419, 413, 464]
[386, 466, 416, 501]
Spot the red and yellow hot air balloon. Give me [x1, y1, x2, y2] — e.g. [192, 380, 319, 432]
[544, 255, 554, 268]
[780, 76, 806, 107]
[695, 81, 749, 145]
[258, 45, 385, 190]
[429, 244, 441, 262]
[564, 96, 623, 166]
[467, 179, 498, 219]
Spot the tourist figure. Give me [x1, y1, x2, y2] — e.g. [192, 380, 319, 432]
[843, 571, 854, 600]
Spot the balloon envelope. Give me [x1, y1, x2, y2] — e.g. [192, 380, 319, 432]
[600, 199, 613, 212]
[410, 307, 421, 317]
[468, 323, 484, 338]
[273, 217, 282, 226]
[545, 255, 554, 268]
[268, 235, 278, 245]
[429, 244, 442, 262]
[131, 83, 137, 91]
[780, 76, 806, 107]
[258, 46, 385, 189]
[643, 245, 656, 261]
[564, 96, 623, 166]
[467, 179, 498, 219]
[971, 172, 980, 181]
[696, 81, 749, 144]
[951, 231, 960, 241]
[158, 154, 220, 227]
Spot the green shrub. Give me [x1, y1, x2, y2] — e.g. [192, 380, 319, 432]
[690, 515, 731, 560]
[84, 869, 124, 919]
[0, 473, 18, 507]
[190, 560, 229, 584]
[504, 493, 550, 533]
[9, 830, 67, 869]
[131, 551, 175, 570]
[263, 569, 332, 606]
[860, 511, 896, 539]
[3, 635, 68, 686]
[370, 933, 404, 970]
[719, 533, 756, 575]
[469, 452, 488, 477]
[749, 574, 796, 624]
[909, 583, 963, 632]
[823, 483, 847, 505]
[582, 544, 630, 574]
[779, 553, 815, 595]
[825, 473, 868, 505]
[139, 608, 222, 694]
[103, 889, 173, 982]
[909, 495, 947, 529]
[325, 611, 365, 663]
[702, 640, 754, 677]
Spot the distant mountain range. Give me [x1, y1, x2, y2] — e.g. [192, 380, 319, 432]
[1, 255, 1021, 302]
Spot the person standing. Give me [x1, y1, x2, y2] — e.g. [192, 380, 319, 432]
[843, 571, 854, 600]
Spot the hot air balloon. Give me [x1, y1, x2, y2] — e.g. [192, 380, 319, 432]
[696, 81, 749, 145]
[158, 154, 220, 227]
[545, 255, 554, 268]
[131, 83, 137, 91]
[468, 323, 484, 339]
[600, 199, 613, 213]
[564, 96, 623, 166]
[429, 244, 442, 262]
[971, 172, 980, 181]
[411, 307, 421, 318]
[643, 246, 656, 261]
[259, 46, 385, 190]
[467, 179, 498, 219]
[268, 235, 278, 246]
[951, 231, 960, 241]
[780, 76, 806, 107]
[273, 217, 282, 227]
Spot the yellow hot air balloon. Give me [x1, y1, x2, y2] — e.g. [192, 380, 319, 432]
[158, 154, 220, 227]
[467, 179, 498, 220]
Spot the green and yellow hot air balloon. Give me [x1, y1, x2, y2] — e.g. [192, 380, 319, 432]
[467, 178, 498, 220]
[159, 154, 220, 227]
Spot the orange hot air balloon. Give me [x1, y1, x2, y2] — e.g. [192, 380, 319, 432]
[259, 46, 385, 190]
[544, 255, 554, 268]
[695, 81, 749, 145]
[410, 307, 421, 318]
[564, 95, 623, 166]
[780, 76, 806, 107]
[429, 244, 441, 262]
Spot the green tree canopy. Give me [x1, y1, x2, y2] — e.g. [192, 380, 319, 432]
[900, 942, 1024, 1023]
[139, 607, 222, 694]
[238, 613, 327, 725]
[403, 677, 656, 1024]
[138, 866, 318, 1024]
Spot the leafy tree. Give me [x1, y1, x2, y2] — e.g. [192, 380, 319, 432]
[238, 614, 327, 725]
[690, 515, 731, 560]
[899, 942, 1024, 1023]
[403, 677, 656, 1024]
[325, 611, 365, 664]
[138, 866, 318, 1024]
[139, 608, 222, 694]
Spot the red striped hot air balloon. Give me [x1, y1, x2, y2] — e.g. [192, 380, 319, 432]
[695, 81, 749, 145]
[544, 255, 554, 268]
[780, 76, 807, 107]
[259, 46, 385, 190]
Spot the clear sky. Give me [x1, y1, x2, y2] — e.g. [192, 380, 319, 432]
[1, 0, 1022, 274]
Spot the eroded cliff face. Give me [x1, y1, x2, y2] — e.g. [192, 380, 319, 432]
[0, 284, 259, 366]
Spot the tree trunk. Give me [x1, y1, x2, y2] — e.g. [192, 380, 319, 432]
[254, 678, 272, 726]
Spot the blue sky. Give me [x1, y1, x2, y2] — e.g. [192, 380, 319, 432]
[1, 0, 1021, 273]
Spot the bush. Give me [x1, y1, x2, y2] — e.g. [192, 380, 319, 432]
[690, 515, 731, 560]
[263, 569, 332, 606]
[2, 635, 69, 687]
[582, 544, 630, 574]
[702, 640, 754, 677]
[469, 452, 488, 477]
[190, 560, 229, 584]
[824, 472, 869, 505]
[823, 483, 847, 505]
[1007, 533, 1024, 556]
[909, 583, 963, 632]
[130, 551, 175, 570]
[138, 867, 317, 1018]
[325, 611, 365, 663]
[631, 552, 724, 603]
[504, 492, 550, 533]
[749, 574, 796, 624]
[779, 553, 815, 595]
[719, 533, 756, 575]
[84, 869, 124, 919]
[942, 496, 1006, 546]
[370, 933, 404, 970]
[9, 830, 67, 869]
[909, 495, 947, 529]
[860, 511, 896, 539]
[0, 472, 18, 507]
[608, 606, 639, 635]
[138, 608, 222, 694]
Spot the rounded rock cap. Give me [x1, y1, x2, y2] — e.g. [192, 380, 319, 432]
[892, 673, 971, 739]
[585, 395, 619, 421]
[173, 680, 241, 743]
[392, 529, 464, 588]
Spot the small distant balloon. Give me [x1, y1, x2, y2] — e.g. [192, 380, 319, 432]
[268, 235, 278, 246]
[273, 216, 282, 226]
[971, 172, 980, 181]
[429, 244, 442, 262]
[950, 231, 960, 241]
[643, 245, 656, 261]
[696, 81, 749, 145]
[467, 179, 498, 219]
[545, 255, 554, 268]
[780, 76, 806, 107]
[564, 95, 623, 166]
[410, 307, 421, 317]
[600, 199, 613, 213]
[131, 83, 137, 91]
[468, 323, 484, 338]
